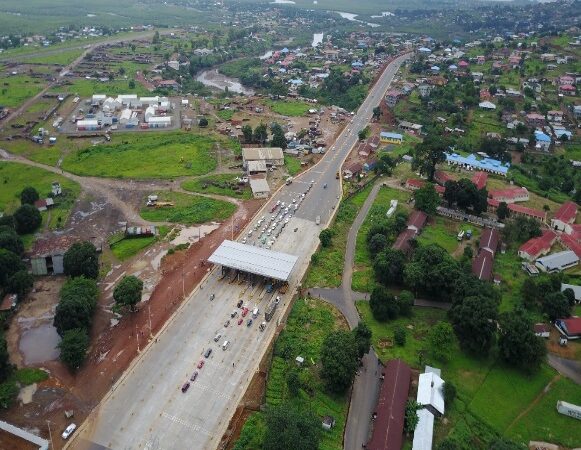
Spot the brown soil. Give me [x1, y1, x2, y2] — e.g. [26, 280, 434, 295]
[0, 198, 264, 448]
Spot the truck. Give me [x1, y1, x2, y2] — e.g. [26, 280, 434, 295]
[457, 230, 465, 241]
[265, 296, 280, 322]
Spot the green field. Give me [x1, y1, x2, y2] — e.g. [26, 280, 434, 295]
[181, 174, 251, 199]
[140, 192, 236, 225]
[0, 74, 46, 107]
[109, 235, 157, 261]
[26, 48, 84, 65]
[0, 162, 80, 229]
[417, 216, 480, 255]
[284, 155, 302, 176]
[62, 133, 219, 179]
[235, 298, 349, 450]
[266, 100, 312, 117]
[51, 78, 150, 97]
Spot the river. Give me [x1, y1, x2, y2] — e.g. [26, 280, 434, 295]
[334, 11, 380, 27]
[196, 69, 255, 96]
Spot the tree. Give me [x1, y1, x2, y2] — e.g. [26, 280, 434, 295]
[358, 126, 370, 141]
[428, 322, 455, 362]
[498, 309, 546, 373]
[113, 275, 144, 312]
[414, 183, 440, 215]
[253, 123, 268, 144]
[368, 233, 388, 256]
[443, 179, 487, 215]
[0, 215, 15, 230]
[13, 204, 42, 234]
[320, 331, 359, 393]
[450, 295, 498, 355]
[263, 403, 321, 450]
[0, 335, 13, 382]
[397, 291, 414, 316]
[0, 229, 24, 256]
[542, 292, 571, 321]
[412, 135, 447, 181]
[128, 79, 136, 89]
[20, 186, 39, 205]
[502, 216, 541, 246]
[63, 242, 99, 279]
[271, 123, 287, 149]
[497, 201, 510, 220]
[375, 153, 396, 175]
[198, 117, 209, 127]
[562, 288, 576, 306]
[373, 106, 381, 119]
[319, 229, 333, 248]
[0, 249, 25, 286]
[404, 400, 421, 434]
[353, 322, 372, 359]
[0, 382, 18, 409]
[241, 124, 253, 143]
[394, 326, 406, 346]
[53, 277, 99, 336]
[443, 381, 456, 406]
[373, 248, 406, 285]
[152, 30, 160, 44]
[6, 270, 33, 301]
[58, 328, 89, 371]
[369, 286, 399, 321]
[286, 370, 300, 397]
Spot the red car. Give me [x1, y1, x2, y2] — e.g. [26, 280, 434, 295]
[242, 307, 249, 317]
[270, 205, 278, 213]
[197, 360, 205, 369]
[238, 318, 243, 325]
[181, 382, 190, 393]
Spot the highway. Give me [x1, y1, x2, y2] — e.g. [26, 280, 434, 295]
[66, 53, 410, 450]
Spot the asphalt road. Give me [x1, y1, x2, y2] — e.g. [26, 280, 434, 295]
[66, 53, 410, 450]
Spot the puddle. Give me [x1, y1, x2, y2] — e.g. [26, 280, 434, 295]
[19, 324, 61, 365]
[171, 223, 220, 246]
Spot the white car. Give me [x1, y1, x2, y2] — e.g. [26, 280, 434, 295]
[248, 230, 253, 237]
[292, 199, 297, 203]
[242, 238, 247, 244]
[285, 218, 290, 224]
[62, 424, 77, 440]
[276, 200, 281, 206]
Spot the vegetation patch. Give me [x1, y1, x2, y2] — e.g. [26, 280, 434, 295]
[181, 174, 251, 199]
[62, 133, 219, 179]
[109, 235, 157, 261]
[266, 100, 312, 117]
[140, 192, 236, 224]
[284, 155, 302, 176]
[10, 368, 49, 386]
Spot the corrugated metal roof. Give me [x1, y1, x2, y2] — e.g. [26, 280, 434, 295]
[417, 372, 445, 415]
[412, 409, 435, 450]
[208, 240, 298, 281]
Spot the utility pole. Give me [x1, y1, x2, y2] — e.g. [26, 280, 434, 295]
[136, 324, 140, 352]
[46, 420, 54, 449]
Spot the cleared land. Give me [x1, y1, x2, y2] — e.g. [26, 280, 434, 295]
[140, 192, 236, 224]
[181, 174, 252, 200]
[62, 133, 219, 179]
[0, 75, 46, 107]
[235, 297, 349, 450]
[266, 100, 312, 117]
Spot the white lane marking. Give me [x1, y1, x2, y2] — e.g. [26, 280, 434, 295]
[161, 411, 214, 436]
[191, 382, 234, 400]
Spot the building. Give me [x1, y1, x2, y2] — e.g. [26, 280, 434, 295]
[392, 228, 417, 253]
[479, 101, 496, 110]
[380, 132, 403, 145]
[445, 153, 510, 176]
[248, 176, 270, 198]
[555, 317, 581, 340]
[534, 323, 550, 338]
[247, 160, 267, 175]
[242, 147, 284, 168]
[30, 235, 101, 276]
[407, 210, 428, 232]
[559, 234, 581, 259]
[398, 121, 423, 134]
[366, 359, 411, 450]
[343, 162, 363, 179]
[505, 203, 546, 222]
[488, 187, 529, 204]
[534, 131, 551, 151]
[536, 251, 579, 273]
[385, 89, 402, 108]
[76, 119, 100, 131]
[412, 367, 445, 450]
[479, 228, 499, 256]
[471, 171, 488, 190]
[472, 251, 494, 281]
[551, 201, 578, 232]
[518, 230, 557, 261]
[147, 116, 172, 128]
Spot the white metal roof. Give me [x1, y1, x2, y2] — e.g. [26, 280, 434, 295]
[412, 409, 434, 450]
[208, 240, 298, 281]
[417, 372, 445, 415]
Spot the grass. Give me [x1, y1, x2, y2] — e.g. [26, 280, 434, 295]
[50, 78, 150, 96]
[417, 216, 465, 254]
[109, 235, 157, 261]
[140, 191, 236, 225]
[494, 249, 528, 313]
[216, 109, 234, 121]
[181, 174, 252, 200]
[0, 74, 46, 107]
[10, 367, 49, 386]
[284, 155, 302, 176]
[351, 185, 412, 292]
[25, 48, 84, 65]
[234, 298, 349, 450]
[0, 162, 80, 229]
[266, 100, 312, 117]
[305, 185, 374, 288]
[62, 132, 219, 179]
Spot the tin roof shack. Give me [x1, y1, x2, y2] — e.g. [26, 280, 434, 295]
[30, 235, 102, 276]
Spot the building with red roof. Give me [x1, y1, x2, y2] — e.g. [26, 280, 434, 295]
[518, 230, 557, 261]
[471, 171, 488, 190]
[551, 201, 578, 232]
[479, 228, 500, 256]
[488, 187, 529, 204]
[555, 317, 581, 340]
[472, 251, 494, 281]
[407, 210, 428, 232]
[392, 229, 417, 253]
[367, 359, 411, 450]
[507, 203, 547, 222]
[434, 170, 454, 186]
[559, 234, 581, 259]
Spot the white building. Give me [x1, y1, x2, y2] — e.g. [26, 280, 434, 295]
[412, 367, 445, 450]
[147, 116, 172, 128]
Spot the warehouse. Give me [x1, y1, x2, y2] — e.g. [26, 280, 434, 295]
[242, 147, 284, 168]
[208, 240, 298, 282]
[147, 116, 172, 128]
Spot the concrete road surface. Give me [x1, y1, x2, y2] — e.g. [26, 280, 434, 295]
[67, 54, 410, 450]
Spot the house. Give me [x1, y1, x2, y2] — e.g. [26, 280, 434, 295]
[472, 252, 494, 281]
[380, 132, 403, 145]
[534, 323, 550, 338]
[476, 55, 485, 65]
[434, 170, 454, 186]
[405, 179, 445, 196]
[366, 359, 411, 450]
[31, 235, 102, 276]
[242, 147, 284, 168]
[535, 251, 579, 273]
[156, 79, 180, 90]
[445, 153, 510, 177]
[555, 317, 581, 340]
[559, 234, 581, 259]
[34, 198, 54, 212]
[559, 84, 576, 95]
[518, 230, 557, 261]
[392, 228, 417, 253]
[471, 171, 488, 190]
[398, 121, 423, 133]
[489, 187, 529, 204]
[506, 203, 546, 222]
[385, 89, 402, 108]
[479, 228, 499, 256]
[407, 210, 428, 233]
[249, 176, 270, 199]
[418, 84, 432, 98]
[534, 131, 551, 151]
[479, 101, 496, 110]
[547, 110, 564, 123]
[561, 283, 581, 303]
[412, 368, 445, 450]
[526, 113, 545, 126]
[551, 201, 577, 232]
[247, 160, 267, 175]
[343, 162, 363, 179]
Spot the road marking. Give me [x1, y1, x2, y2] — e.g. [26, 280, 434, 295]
[191, 382, 234, 400]
[161, 411, 214, 436]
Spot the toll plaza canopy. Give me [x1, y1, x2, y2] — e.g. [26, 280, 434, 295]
[208, 240, 299, 282]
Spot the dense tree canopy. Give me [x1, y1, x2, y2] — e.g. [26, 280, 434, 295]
[63, 242, 99, 279]
[13, 204, 42, 234]
[414, 183, 441, 215]
[502, 216, 541, 246]
[320, 331, 359, 393]
[373, 248, 406, 285]
[412, 135, 448, 181]
[58, 328, 90, 371]
[263, 403, 321, 450]
[53, 277, 99, 336]
[6, 270, 33, 301]
[113, 276, 144, 312]
[443, 179, 488, 215]
[369, 286, 399, 321]
[428, 322, 456, 362]
[450, 295, 498, 355]
[498, 309, 546, 373]
[0, 249, 25, 287]
[353, 322, 372, 359]
[20, 186, 40, 206]
[0, 229, 24, 257]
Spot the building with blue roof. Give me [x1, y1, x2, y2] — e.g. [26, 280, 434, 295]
[352, 61, 364, 68]
[445, 153, 510, 176]
[380, 132, 404, 145]
[289, 79, 304, 85]
[534, 130, 551, 151]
